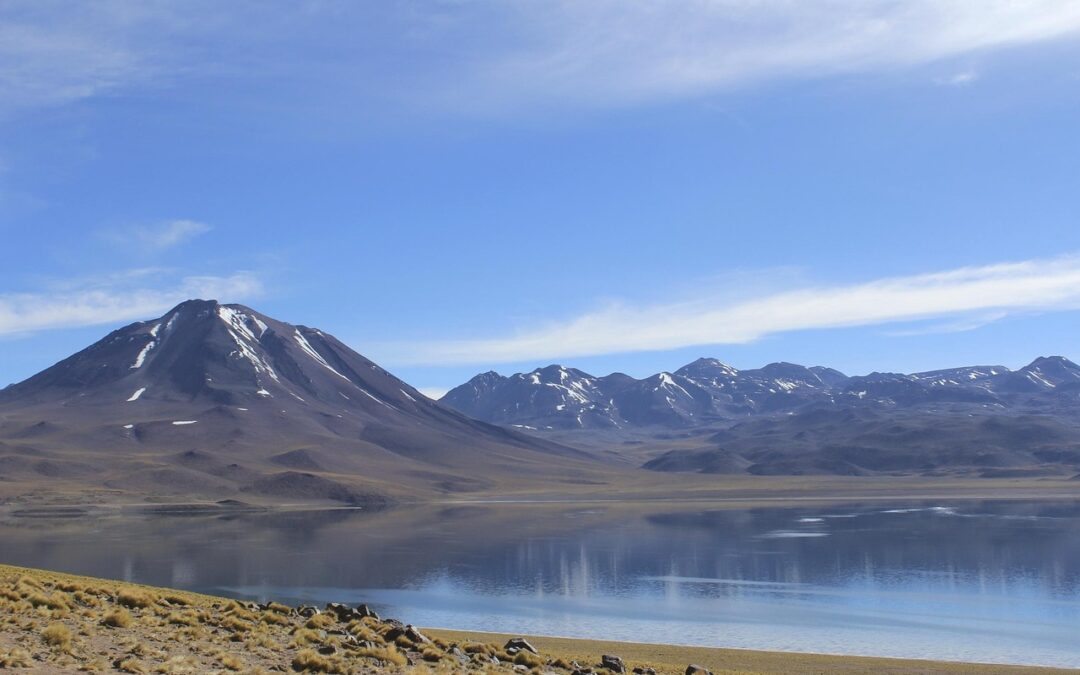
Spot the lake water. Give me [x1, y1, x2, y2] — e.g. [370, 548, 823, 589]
[1, 499, 1078, 668]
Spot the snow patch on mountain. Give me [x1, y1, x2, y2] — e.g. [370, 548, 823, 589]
[294, 330, 349, 382]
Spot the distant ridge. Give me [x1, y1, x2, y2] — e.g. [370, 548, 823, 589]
[442, 355, 1080, 477]
[442, 356, 1080, 430]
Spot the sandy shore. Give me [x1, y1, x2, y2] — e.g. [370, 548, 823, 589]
[0, 564, 1072, 674]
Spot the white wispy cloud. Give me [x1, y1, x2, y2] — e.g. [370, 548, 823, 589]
[382, 255, 1080, 366]
[883, 311, 1008, 337]
[0, 270, 261, 336]
[2, 1, 1080, 116]
[937, 71, 979, 86]
[113, 219, 212, 251]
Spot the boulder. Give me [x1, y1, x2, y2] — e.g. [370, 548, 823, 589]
[601, 654, 625, 673]
[685, 666, 713, 675]
[505, 637, 539, 654]
[295, 605, 320, 618]
[382, 620, 406, 641]
[404, 625, 430, 644]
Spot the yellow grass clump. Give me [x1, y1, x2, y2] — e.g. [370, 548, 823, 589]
[0, 646, 33, 667]
[356, 645, 408, 668]
[103, 607, 135, 628]
[117, 589, 155, 609]
[304, 612, 335, 630]
[115, 656, 146, 673]
[291, 648, 346, 674]
[42, 621, 73, 651]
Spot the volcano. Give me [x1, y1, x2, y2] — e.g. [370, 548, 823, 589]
[0, 300, 595, 504]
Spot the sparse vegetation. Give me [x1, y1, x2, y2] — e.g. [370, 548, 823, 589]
[118, 588, 155, 609]
[42, 622, 73, 651]
[0, 563, 1060, 675]
[103, 607, 135, 628]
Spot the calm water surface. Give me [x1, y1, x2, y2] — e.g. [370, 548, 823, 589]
[1, 500, 1078, 667]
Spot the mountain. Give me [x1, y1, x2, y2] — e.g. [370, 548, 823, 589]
[442, 356, 1080, 477]
[444, 356, 1080, 431]
[0, 300, 600, 504]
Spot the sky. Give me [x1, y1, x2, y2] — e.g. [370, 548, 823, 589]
[1, 1, 1080, 397]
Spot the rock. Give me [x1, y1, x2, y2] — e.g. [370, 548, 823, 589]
[505, 637, 539, 654]
[317, 645, 337, 656]
[381, 620, 406, 641]
[404, 625, 430, 644]
[685, 666, 713, 675]
[356, 603, 380, 620]
[295, 605, 320, 618]
[632, 668, 657, 675]
[601, 655, 625, 673]
[450, 647, 469, 664]
[325, 602, 351, 620]
[505, 647, 521, 656]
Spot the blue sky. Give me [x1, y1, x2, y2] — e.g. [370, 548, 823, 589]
[2, 1, 1080, 396]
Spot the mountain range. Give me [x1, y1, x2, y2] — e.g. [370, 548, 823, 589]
[441, 356, 1080, 477]
[2, 299, 1079, 505]
[442, 357, 1080, 429]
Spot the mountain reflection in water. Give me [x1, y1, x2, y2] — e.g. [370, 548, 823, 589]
[1, 500, 1078, 667]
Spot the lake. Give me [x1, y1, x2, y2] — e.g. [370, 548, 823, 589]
[1, 499, 1078, 668]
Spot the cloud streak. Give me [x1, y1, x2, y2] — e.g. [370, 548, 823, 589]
[114, 219, 212, 251]
[0, 270, 261, 336]
[384, 255, 1080, 366]
[464, 0, 1080, 110]
[2, 1, 1080, 116]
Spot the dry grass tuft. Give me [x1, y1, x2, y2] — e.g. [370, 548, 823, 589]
[103, 607, 135, 628]
[116, 656, 146, 673]
[513, 649, 544, 668]
[159, 593, 190, 606]
[289, 627, 323, 648]
[303, 613, 335, 630]
[421, 646, 446, 662]
[219, 653, 244, 671]
[167, 610, 198, 626]
[356, 645, 408, 667]
[26, 590, 69, 611]
[291, 648, 346, 673]
[117, 589, 155, 609]
[42, 621, 73, 651]
[219, 615, 251, 633]
[260, 610, 289, 626]
[16, 574, 44, 591]
[0, 646, 33, 667]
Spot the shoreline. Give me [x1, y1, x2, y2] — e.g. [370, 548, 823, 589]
[0, 564, 1073, 674]
[425, 628, 1075, 674]
[3, 477, 1080, 515]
